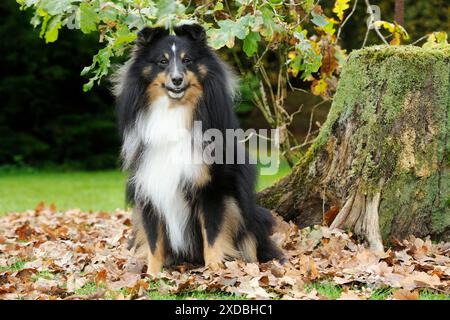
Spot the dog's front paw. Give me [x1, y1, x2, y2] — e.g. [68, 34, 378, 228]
[147, 256, 163, 276]
[205, 259, 224, 271]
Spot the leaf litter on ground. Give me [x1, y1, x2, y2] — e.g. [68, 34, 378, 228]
[0, 205, 449, 300]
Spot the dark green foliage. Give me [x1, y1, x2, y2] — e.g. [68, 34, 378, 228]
[0, 0, 119, 169]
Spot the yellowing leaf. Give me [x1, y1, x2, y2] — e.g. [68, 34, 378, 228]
[435, 31, 448, 43]
[323, 17, 337, 36]
[373, 21, 395, 33]
[390, 32, 401, 45]
[395, 24, 409, 40]
[213, 2, 223, 11]
[312, 78, 328, 96]
[311, 40, 321, 55]
[288, 51, 297, 60]
[333, 0, 350, 21]
[423, 33, 437, 49]
[374, 21, 409, 44]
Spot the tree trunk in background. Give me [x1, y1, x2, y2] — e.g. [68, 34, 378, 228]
[258, 46, 450, 250]
[394, 0, 405, 26]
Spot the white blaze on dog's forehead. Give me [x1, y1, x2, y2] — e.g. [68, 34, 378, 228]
[171, 42, 180, 75]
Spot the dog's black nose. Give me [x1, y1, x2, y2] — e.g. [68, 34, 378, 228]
[171, 76, 183, 86]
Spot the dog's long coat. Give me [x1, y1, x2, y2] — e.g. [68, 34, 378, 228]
[114, 24, 282, 272]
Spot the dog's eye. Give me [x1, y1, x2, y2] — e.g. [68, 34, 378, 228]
[182, 57, 191, 64]
[159, 59, 169, 65]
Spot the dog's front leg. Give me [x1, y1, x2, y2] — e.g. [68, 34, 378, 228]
[199, 195, 241, 270]
[141, 203, 165, 275]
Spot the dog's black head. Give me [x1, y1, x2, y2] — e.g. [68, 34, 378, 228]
[133, 24, 211, 105]
[114, 23, 237, 134]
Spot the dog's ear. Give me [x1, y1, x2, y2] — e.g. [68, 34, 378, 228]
[137, 26, 168, 47]
[174, 24, 207, 46]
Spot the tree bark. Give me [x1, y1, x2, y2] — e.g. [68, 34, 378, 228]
[258, 45, 450, 249]
[394, 0, 405, 26]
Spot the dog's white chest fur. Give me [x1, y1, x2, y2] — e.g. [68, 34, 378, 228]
[127, 96, 203, 254]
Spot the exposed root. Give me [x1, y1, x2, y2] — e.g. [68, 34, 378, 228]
[356, 190, 384, 252]
[329, 192, 355, 228]
[330, 180, 384, 252]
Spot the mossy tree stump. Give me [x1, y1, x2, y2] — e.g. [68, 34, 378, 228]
[259, 45, 449, 250]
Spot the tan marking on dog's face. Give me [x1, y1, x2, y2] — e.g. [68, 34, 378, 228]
[146, 72, 167, 103]
[147, 71, 202, 111]
[197, 64, 208, 78]
[180, 52, 186, 59]
[142, 65, 153, 78]
[178, 71, 203, 107]
[200, 197, 243, 270]
[164, 53, 170, 60]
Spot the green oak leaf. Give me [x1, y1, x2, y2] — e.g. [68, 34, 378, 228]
[207, 27, 234, 49]
[243, 32, 260, 57]
[79, 2, 98, 34]
[45, 15, 61, 43]
[218, 19, 249, 40]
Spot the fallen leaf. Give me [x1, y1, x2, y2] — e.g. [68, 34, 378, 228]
[35, 202, 46, 213]
[393, 289, 419, 300]
[95, 269, 108, 286]
[323, 206, 340, 226]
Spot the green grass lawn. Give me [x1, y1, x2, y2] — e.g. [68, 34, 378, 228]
[0, 161, 291, 214]
[0, 170, 128, 214]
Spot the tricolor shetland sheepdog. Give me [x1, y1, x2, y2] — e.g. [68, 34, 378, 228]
[113, 24, 282, 273]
